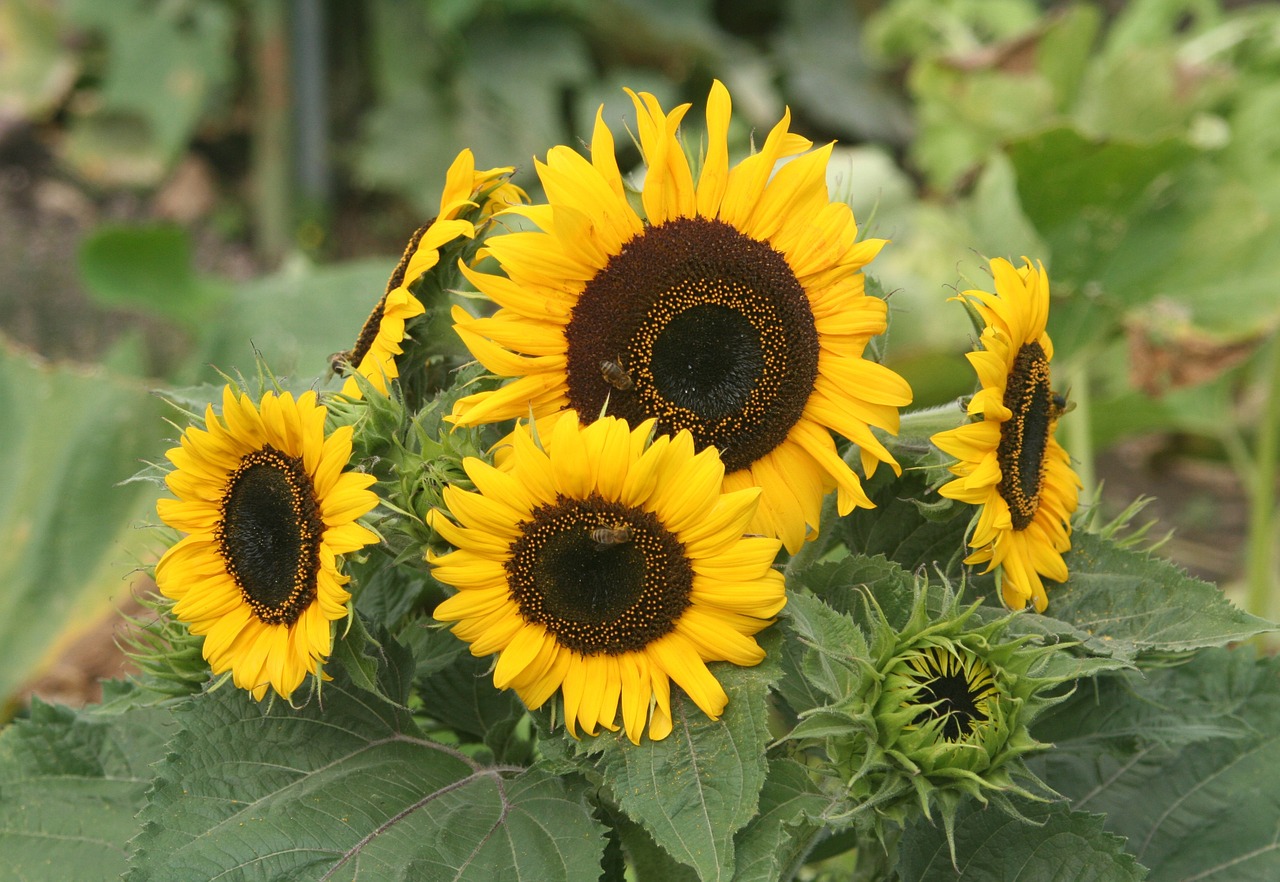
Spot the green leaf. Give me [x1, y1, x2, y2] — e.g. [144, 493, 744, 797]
[1033, 647, 1273, 751]
[352, 555, 440, 631]
[416, 643, 533, 765]
[78, 224, 226, 325]
[1030, 648, 1280, 881]
[0, 0, 77, 120]
[837, 467, 971, 580]
[578, 645, 780, 881]
[1039, 532, 1273, 659]
[612, 812, 701, 882]
[127, 669, 605, 881]
[799, 554, 919, 628]
[329, 616, 416, 706]
[730, 759, 837, 882]
[200, 258, 396, 384]
[897, 799, 1147, 881]
[775, 0, 912, 144]
[775, 591, 867, 712]
[60, 0, 234, 182]
[0, 342, 168, 707]
[0, 697, 176, 882]
[1005, 125, 1205, 356]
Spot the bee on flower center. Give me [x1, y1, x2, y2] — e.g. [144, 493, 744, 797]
[591, 522, 633, 548]
[600, 357, 633, 391]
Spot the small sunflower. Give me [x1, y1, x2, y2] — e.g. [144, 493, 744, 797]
[930, 258, 1082, 611]
[447, 81, 912, 553]
[155, 386, 380, 700]
[339, 149, 525, 399]
[428, 411, 786, 744]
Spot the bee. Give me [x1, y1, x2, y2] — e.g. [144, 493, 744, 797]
[328, 349, 354, 377]
[600, 357, 633, 391]
[591, 522, 633, 548]
[1050, 390, 1076, 419]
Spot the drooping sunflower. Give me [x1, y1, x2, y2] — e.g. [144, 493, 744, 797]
[428, 411, 786, 744]
[930, 258, 1082, 612]
[339, 148, 525, 399]
[155, 386, 380, 700]
[447, 81, 912, 553]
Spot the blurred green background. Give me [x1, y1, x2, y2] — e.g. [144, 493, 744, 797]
[1, 0, 1277, 715]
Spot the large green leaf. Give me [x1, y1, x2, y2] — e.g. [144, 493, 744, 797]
[774, 590, 868, 717]
[1027, 532, 1273, 659]
[574, 636, 782, 881]
[1008, 126, 1197, 292]
[78, 224, 227, 325]
[0, 342, 167, 709]
[897, 799, 1147, 881]
[128, 666, 606, 881]
[1031, 648, 1280, 881]
[198, 258, 396, 385]
[0, 696, 176, 882]
[60, 0, 234, 184]
[0, 0, 77, 120]
[729, 759, 838, 882]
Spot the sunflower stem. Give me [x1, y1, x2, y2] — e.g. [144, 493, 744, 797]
[893, 401, 970, 454]
[1243, 337, 1279, 623]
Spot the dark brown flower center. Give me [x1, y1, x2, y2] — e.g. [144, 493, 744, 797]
[563, 216, 819, 474]
[997, 342, 1055, 531]
[906, 648, 996, 743]
[216, 445, 325, 626]
[504, 494, 692, 655]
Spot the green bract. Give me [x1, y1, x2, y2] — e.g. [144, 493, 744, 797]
[787, 576, 1075, 855]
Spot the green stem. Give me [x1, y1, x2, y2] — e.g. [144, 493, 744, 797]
[893, 400, 970, 452]
[1244, 338, 1279, 622]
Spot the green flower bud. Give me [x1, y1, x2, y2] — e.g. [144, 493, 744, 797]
[789, 575, 1076, 858]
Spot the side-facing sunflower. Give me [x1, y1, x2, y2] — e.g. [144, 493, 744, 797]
[930, 258, 1082, 611]
[447, 81, 912, 552]
[339, 149, 526, 399]
[155, 386, 380, 700]
[428, 411, 786, 744]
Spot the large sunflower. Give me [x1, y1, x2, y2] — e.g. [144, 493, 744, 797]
[930, 258, 1082, 612]
[447, 81, 912, 553]
[428, 411, 786, 744]
[155, 386, 380, 699]
[339, 149, 525, 399]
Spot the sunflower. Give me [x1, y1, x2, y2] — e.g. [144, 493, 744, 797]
[155, 386, 380, 700]
[339, 149, 525, 399]
[428, 411, 786, 744]
[930, 258, 1082, 612]
[447, 81, 912, 553]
